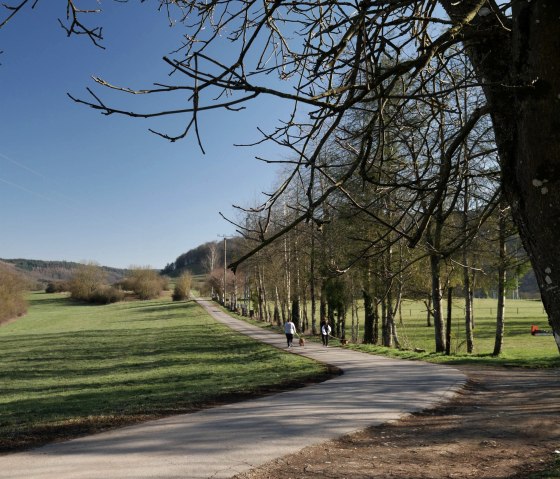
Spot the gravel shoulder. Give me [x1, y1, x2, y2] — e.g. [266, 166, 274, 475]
[234, 365, 560, 479]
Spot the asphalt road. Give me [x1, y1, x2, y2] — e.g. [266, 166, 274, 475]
[0, 299, 466, 479]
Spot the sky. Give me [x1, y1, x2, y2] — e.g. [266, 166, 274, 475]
[0, 2, 288, 269]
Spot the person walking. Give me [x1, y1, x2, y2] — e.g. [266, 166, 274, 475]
[284, 319, 296, 348]
[321, 320, 332, 347]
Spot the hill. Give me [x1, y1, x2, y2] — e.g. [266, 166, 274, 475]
[162, 237, 247, 277]
[0, 259, 128, 287]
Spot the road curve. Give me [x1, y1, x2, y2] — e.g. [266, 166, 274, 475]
[0, 299, 466, 479]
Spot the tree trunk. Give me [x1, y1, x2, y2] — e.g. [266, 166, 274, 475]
[445, 287, 453, 356]
[424, 296, 432, 327]
[443, 0, 560, 352]
[463, 176, 474, 353]
[373, 297, 380, 345]
[338, 304, 346, 340]
[470, 272, 476, 330]
[430, 252, 446, 352]
[506, 3, 560, 351]
[283, 226, 291, 326]
[274, 286, 281, 325]
[352, 295, 358, 343]
[301, 279, 308, 332]
[320, 286, 327, 323]
[257, 266, 264, 321]
[381, 297, 391, 347]
[293, 231, 302, 331]
[291, 299, 300, 331]
[464, 273, 474, 353]
[389, 308, 400, 349]
[261, 267, 269, 321]
[389, 283, 401, 349]
[363, 289, 375, 344]
[493, 200, 508, 356]
[327, 301, 335, 337]
[310, 231, 317, 335]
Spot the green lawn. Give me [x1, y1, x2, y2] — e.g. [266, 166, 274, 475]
[0, 292, 328, 451]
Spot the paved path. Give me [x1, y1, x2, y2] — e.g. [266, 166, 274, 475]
[1, 299, 466, 479]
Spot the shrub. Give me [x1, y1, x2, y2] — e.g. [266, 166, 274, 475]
[172, 272, 192, 301]
[0, 263, 28, 322]
[125, 267, 167, 300]
[68, 263, 108, 302]
[45, 281, 69, 293]
[89, 285, 125, 304]
[116, 277, 136, 292]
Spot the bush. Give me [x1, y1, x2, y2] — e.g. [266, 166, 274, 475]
[89, 285, 125, 304]
[116, 277, 136, 292]
[45, 281, 69, 293]
[0, 263, 28, 322]
[125, 267, 167, 300]
[172, 273, 193, 301]
[68, 263, 108, 302]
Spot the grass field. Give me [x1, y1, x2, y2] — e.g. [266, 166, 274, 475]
[334, 297, 560, 367]
[240, 296, 559, 367]
[0, 292, 328, 452]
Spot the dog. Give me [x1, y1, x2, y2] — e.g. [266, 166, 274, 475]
[299, 336, 306, 347]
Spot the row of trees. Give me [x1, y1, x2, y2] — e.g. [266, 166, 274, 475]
[209, 185, 528, 356]
[201, 69, 530, 352]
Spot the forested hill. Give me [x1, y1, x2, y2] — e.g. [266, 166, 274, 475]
[0, 259, 128, 286]
[162, 237, 246, 277]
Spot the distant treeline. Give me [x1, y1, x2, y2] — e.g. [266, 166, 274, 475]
[0, 259, 128, 287]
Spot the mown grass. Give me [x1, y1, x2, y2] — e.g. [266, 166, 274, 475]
[338, 298, 560, 368]
[0, 292, 329, 452]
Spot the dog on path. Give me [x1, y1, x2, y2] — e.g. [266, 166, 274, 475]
[299, 336, 306, 347]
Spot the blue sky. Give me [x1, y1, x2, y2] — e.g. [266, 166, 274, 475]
[0, 3, 286, 269]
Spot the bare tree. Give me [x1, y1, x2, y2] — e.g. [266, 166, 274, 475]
[202, 242, 218, 298]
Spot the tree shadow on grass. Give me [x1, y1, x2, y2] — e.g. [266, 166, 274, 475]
[0, 360, 339, 454]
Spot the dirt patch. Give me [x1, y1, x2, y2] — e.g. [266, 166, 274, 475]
[234, 366, 560, 479]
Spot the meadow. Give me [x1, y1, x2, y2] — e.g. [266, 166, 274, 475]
[0, 292, 328, 451]
[340, 297, 560, 367]
[242, 296, 558, 366]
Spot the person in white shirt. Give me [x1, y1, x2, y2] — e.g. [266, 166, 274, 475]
[284, 320, 296, 348]
[321, 320, 332, 347]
